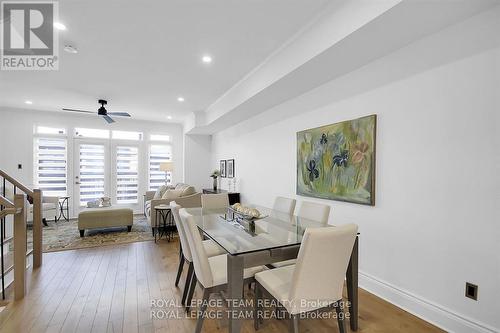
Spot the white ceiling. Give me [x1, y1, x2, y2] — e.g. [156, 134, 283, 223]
[185, 0, 499, 134]
[0, 0, 330, 123]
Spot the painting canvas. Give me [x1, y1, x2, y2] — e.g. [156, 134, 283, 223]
[220, 160, 227, 177]
[296, 115, 376, 205]
[227, 159, 235, 178]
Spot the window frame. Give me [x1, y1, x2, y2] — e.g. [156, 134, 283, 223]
[148, 143, 173, 190]
[113, 144, 140, 205]
[112, 130, 143, 141]
[33, 136, 69, 197]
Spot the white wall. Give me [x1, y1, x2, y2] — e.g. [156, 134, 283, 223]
[0, 108, 184, 215]
[211, 13, 500, 333]
[183, 134, 212, 191]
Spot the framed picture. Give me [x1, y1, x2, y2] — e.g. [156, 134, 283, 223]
[220, 160, 227, 177]
[227, 159, 235, 178]
[297, 114, 377, 205]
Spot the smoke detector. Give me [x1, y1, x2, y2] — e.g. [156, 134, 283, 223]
[64, 45, 78, 54]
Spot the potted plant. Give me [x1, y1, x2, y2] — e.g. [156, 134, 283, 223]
[210, 170, 220, 191]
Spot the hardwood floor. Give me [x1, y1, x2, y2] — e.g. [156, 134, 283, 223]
[0, 240, 444, 333]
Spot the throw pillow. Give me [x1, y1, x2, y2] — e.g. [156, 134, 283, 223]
[161, 189, 183, 199]
[180, 186, 196, 197]
[175, 183, 187, 190]
[153, 185, 168, 199]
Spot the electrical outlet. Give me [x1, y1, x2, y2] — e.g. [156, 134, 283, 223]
[465, 282, 478, 301]
[18, 164, 22, 169]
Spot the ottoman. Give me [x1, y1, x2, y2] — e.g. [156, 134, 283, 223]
[78, 207, 133, 237]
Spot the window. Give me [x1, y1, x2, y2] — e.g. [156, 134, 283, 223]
[112, 130, 143, 141]
[149, 145, 172, 190]
[115, 146, 139, 204]
[34, 138, 67, 196]
[78, 144, 106, 206]
[150, 134, 171, 142]
[75, 128, 109, 139]
[35, 126, 66, 135]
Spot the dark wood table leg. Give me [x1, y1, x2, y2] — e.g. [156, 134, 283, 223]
[346, 236, 359, 331]
[227, 254, 244, 333]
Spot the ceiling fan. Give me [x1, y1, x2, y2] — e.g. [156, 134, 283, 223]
[62, 99, 131, 123]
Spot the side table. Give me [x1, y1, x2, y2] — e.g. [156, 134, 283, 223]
[154, 205, 176, 242]
[56, 196, 70, 222]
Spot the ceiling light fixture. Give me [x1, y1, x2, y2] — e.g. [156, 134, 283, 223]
[177, 97, 185, 102]
[53, 22, 66, 30]
[202, 55, 212, 64]
[25, 100, 33, 105]
[64, 45, 78, 54]
[167, 116, 172, 120]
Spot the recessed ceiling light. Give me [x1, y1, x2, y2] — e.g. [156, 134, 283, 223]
[167, 116, 172, 120]
[53, 22, 66, 31]
[25, 100, 33, 105]
[177, 97, 185, 102]
[64, 45, 78, 54]
[202, 55, 212, 64]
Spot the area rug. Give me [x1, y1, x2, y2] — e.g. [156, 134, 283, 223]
[27, 215, 156, 252]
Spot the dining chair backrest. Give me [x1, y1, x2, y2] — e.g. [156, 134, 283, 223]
[170, 201, 192, 262]
[273, 196, 296, 216]
[201, 193, 229, 210]
[289, 224, 358, 310]
[297, 201, 330, 225]
[179, 208, 215, 288]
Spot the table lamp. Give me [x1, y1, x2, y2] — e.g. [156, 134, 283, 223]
[159, 162, 174, 184]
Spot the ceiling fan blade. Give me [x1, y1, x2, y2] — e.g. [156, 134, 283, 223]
[107, 112, 131, 117]
[62, 108, 95, 114]
[102, 115, 115, 124]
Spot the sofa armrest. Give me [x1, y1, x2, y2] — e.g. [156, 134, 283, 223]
[172, 193, 202, 208]
[145, 191, 156, 201]
[150, 198, 172, 208]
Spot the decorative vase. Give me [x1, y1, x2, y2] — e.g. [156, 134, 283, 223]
[213, 177, 218, 191]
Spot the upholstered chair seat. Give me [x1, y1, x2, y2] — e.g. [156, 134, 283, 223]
[272, 196, 296, 215]
[271, 200, 331, 268]
[170, 201, 225, 309]
[254, 224, 358, 333]
[179, 207, 266, 333]
[201, 193, 229, 210]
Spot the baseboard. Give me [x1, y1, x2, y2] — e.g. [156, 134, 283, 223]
[359, 271, 498, 333]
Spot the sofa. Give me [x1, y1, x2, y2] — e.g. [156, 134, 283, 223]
[144, 183, 201, 229]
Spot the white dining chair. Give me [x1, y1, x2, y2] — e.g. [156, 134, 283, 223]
[170, 202, 225, 308]
[297, 200, 330, 225]
[273, 196, 296, 215]
[254, 224, 358, 333]
[201, 193, 229, 210]
[179, 208, 266, 333]
[271, 200, 331, 268]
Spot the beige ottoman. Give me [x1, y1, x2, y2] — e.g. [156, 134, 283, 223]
[78, 207, 133, 237]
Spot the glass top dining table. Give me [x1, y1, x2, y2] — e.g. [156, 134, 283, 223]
[185, 206, 328, 255]
[184, 205, 360, 333]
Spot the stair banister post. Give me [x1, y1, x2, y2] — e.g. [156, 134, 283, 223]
[32, 189, 42, 268]
[13, 193, 27, 300]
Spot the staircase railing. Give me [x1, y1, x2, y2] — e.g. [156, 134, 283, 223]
[0, 169, 43, 300]
[0, 193, 28, 300]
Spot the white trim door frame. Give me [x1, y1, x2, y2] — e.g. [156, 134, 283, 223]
[111, 141, 141, 212]
[73, 138, 111, 214]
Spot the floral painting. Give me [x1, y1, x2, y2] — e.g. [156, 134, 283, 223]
[297, 115, 376, 205]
